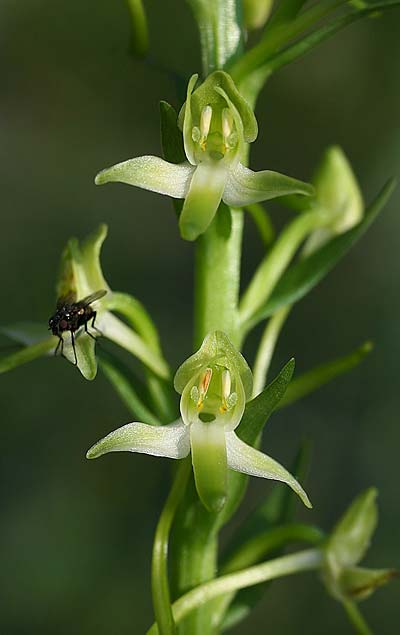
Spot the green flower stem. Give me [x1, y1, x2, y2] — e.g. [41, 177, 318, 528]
[239, 208, 327, 334]
[211, 523, 325, 628]
[126, 0, 149, 57]
[252, 306, 292, 397]
[169, 478, 220, 635]
[152, 458, 192, 635]
[98, 352, 160, 424]
[147, 549, 323, 635]
[194, 207, 244, 349]
[343, 599, 372, 635]
[245, 203, 275, 246]
[230, 0, 346, 84]
[187, 0, 243, 74]
[222, 523, 325, 574]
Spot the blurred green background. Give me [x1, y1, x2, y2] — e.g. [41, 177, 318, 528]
[0, 1, 399, 633]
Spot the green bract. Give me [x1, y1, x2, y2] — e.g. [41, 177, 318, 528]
[95, 71, 314, 241]
[322, 488, 397, 621]
[0, 225, 169, 381]
[86, 331, 311, 513]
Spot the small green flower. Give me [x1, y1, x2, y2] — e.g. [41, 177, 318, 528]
[87, 331, 311, 513]
[322, 488, 397, 627]
[0, 225, 169, 381]
[95, 71, 314, 241]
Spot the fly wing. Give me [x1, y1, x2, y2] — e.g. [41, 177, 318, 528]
[56, 292, 76, 308]
[79, 289, 107, 306]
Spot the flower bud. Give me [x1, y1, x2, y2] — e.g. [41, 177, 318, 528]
[243, 0, 274, 31]
[322, 488, 397, 605]
[303, 146, 364, 255]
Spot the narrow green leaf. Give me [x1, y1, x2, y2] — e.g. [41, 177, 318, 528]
[159, 101, 186, 166]
[279, 341, 373, 408]
[0, 337, 55, 374]
[263, 2, 400, 76]
[266, 0, 308, 29]
[1, 322, 50, 346]
[245, 179, 396, 330]
[236, 358, 295, 445]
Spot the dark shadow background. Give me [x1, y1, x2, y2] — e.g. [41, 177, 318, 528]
[0, 1, 399, 633]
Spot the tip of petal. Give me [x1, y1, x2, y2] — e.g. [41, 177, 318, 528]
[180, 221, 201, 241]
[86, 443, 102, 459]
[95, 170, 110, 186]
[304, 494, 313, 509]
[203, 493, 227, 513]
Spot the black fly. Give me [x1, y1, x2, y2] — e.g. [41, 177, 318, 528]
[48, 290, 107, 365]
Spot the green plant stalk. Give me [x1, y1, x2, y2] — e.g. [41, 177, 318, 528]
[187, 0, 243, 75]
[239, 208, 328, 333]
[169, 479, 221, 635]
[147, 549, 323, 634]
[152, 458, 192, 635]
[126, 0, 149, 57]
[343, 599, 372, 635]
[211, 523, 324, 628]
[194, 208, 244, 349]
[252, 306, 292, 397]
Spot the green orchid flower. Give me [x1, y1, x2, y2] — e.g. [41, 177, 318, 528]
[86, 331, 311, 513]
[95, 71, 314, 241]
[0, 225, 169, 382]
[322, 488, 397, 629]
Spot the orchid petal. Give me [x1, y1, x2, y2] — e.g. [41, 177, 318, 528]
[225, 431, 312, 508]
[179, 163, 228, 241]
[190, 421, 228, 512]
[62, 332, 98, 380]
[95, 156, 195, 199]
[86, 419, 190, 460]
[223, 163, 315, 207]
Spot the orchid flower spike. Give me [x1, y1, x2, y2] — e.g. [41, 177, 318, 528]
[95, 71, 314, 241]
[86, 331, 311, 513]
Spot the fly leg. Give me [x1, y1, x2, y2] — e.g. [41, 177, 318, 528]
[90, 311, 102, 336]
[84, 314, 100, 342]
[70, 331, 78, 366]
[54, 334, 64, 358]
